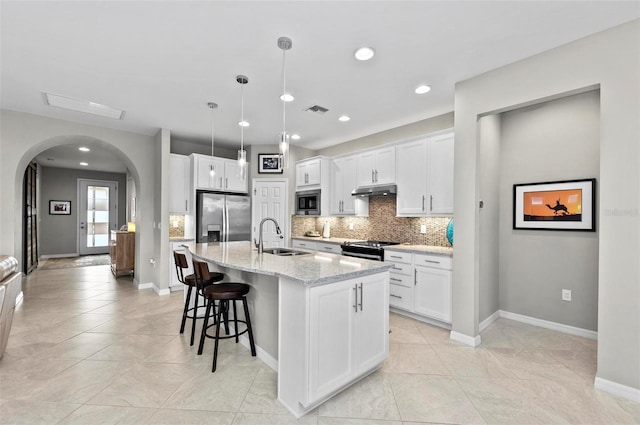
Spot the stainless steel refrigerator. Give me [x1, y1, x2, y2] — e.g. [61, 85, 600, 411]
[196, 191, 251, 243]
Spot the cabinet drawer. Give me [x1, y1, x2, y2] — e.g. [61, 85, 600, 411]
[414, 253, 452, 270]
[292, 239, 317, 250]
[388, 272, 412, 288]
[385, 250, 412, 264]
[389, 283, 413, 310]
[386, 262, 412, 276]
[316, 243, 341, 254]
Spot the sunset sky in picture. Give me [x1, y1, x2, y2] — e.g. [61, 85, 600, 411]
[523, 189, 582, 216]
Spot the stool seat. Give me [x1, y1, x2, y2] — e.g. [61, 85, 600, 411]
[203, 283, 250, 300]
[184, 272, 224, 287]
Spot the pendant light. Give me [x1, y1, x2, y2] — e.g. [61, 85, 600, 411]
[208, 102, 218, 177]
[236, 75, 248, 179]
[278, 36, 292, 170]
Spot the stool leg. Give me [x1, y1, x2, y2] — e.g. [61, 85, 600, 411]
[242, 297, 256, 357]
[191, 290, 199, 346]
[180, 286, 193, 334]
[232, 299, 239, 343]
[222, 301, 230, 335]
[212, 300, 224, 373]
[198, 298, 213, 355]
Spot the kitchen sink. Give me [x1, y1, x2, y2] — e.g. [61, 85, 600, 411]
[262, 248, 310, 256]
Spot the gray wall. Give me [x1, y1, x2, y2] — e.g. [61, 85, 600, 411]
[171, 138, 237, 159]
[499, 90, 600, 331]
[40, 166, 127, 256]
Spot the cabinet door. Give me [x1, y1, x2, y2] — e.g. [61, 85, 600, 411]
[291, 239, 317, 250]
[295, 162, 308, 188]
[196, 156, 224, 190]
[306, 159, 321, 186]
[356, 151, 376, 186]
[170, 155, 189, 214]
[427, 133, 454, 214]
[331, 156, 357, 215]
[373, 147, 396, 185]
[396, 140, 427, 216]
[330, 159, 344, 215]
[224, 160, 248, 193]
[309, 279, 357, 401]
[414, 265, 452, 323]
[356, 273, 389, 372]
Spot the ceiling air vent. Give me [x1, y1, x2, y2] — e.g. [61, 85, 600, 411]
[305, 105, 329, 115]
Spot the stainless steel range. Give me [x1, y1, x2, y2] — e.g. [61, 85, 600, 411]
[340, 240, 400, 261]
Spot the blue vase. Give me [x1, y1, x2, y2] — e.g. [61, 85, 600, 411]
[446, 219, 454, 246]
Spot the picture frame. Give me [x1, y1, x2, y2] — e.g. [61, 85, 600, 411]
[49, 200, 71, 215]
[513, 178, 596, 231]
[258, 154, 283, 174]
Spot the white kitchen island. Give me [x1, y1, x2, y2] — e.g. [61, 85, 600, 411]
[184, 241, 392, 417]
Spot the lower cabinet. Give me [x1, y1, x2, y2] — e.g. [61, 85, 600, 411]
[308, 273, 389, 402]
[414, 265, 452, 323]
[110, 231, 135, 277]
[292, 239, 317, 250]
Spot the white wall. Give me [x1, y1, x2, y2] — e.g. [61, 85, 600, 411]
[454, 20, 639, 392]
[0, 109, 157, 288]
[499, 91, 600, 331]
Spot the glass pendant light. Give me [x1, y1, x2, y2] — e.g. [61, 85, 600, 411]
[236, 75, 248, 179]
[208, 102, 218, 177]
[278, 36, 292, 170]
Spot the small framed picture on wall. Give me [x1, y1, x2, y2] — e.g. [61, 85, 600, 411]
[258, 154, 283, 174]
[49, 200, 71, 215]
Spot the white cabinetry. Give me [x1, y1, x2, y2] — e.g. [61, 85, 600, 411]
[316, 242, 341, 254]
[330, 156, 369, 216]
[356, 146, 395, 187]
[292, 239, 317, 250]
[296, 157, 322, 189]
[192, 153, 248, 193]
[396, 131, 454, 216]
[308, 273, 388, 402]
[170, 154, 191, 214]
[385, 250, 413, 311]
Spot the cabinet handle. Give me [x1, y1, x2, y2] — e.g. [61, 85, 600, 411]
[325, 247, 334, 251]
[430, 195, 433, 211]
[389, 255, 402, 259]
[422, 195, 425, 211]
[359, 282, 363, 311]
[390, 294, 403, 299]
[299, 243, 306, 247]
[375, 169, 378, 183]
[423, 259, 441, 264]
[225, 178, 228, 188]
[414, 269, 417, 286]
[353, 285, 358, 312]
[220, 177, 223, 188]
[185, 200, 188, 210]
[390, 277, 402, 282]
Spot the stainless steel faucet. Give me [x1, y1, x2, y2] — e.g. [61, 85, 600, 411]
[256, 217, 284, 254]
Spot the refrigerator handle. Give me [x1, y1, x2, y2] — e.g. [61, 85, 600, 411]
[224, 199, 229, 242]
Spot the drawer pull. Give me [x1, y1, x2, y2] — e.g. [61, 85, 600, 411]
[392, 266, 402, 270]
[390, 294, 403, 299]
[423, 259, 440, 264]
[390, 277, 402, 282]
[389, 255, 403, 259]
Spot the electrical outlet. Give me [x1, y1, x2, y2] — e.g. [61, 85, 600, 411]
[562, 289, 572, 301]
[420, 224, 427, 234]
[172, 220, 179, 228]
[348, 222, 354, 230]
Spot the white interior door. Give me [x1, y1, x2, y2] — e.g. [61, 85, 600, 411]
[78, 179, 118, 255]
[251, 179, 288, 248]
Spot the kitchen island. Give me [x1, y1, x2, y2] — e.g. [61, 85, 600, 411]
[184, 241, 392, 417]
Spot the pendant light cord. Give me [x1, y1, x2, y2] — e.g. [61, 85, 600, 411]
[282, 48, 286, 134]
[210, 107, 215, 157]
[241, 82, 245, 152]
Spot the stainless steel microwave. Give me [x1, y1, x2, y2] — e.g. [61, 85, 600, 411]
[296, 189, 321, 215]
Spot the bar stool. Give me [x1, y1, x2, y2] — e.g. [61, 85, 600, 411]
[173, 251, 223, 346]
[193, 259, 256, 372]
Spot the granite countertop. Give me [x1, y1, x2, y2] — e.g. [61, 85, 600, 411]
[170, 237, 195, 242]
[185, 241, 392, 285]
[385, 244, 453, 256]
[291, 236, 363, 244]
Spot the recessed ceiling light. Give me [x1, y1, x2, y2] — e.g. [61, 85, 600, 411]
[338, 115, 351, 122]
[291, 134, 301, 140]
[78, 147, 90, 152]
[354, 47, 375, 61]
[280, 93, 294, 102]
[238, 120, 250, 127]
[42, 92, 124, 119]
[80, 162, 89, 166]
[415, 85, 432, 94]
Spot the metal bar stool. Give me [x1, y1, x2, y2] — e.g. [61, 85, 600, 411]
[193, 259, 256, 372]
[173, 251, 223, 346]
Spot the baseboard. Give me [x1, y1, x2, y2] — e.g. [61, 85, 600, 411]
[389, 307, 451, 330]
[15, 291, 24, 307]
[152, 284, 171, 296]
[136, 282, 153, 290]
[479, 310, 501, 332]
[169, 285, 183, 292]
[237, 334, 279, 372]
[40, 253, 78, 259]
[595, 377, 640, 403]
[500, 310, 597, 340]
[450, 330, 481, 347]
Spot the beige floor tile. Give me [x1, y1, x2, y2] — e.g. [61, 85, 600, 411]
[382, 343, 450, 376]
[432, 345, 518, 379]
[145, 408, 236, 424]
[0, 354, 80, 380]
[318, 418, 402, 425]
[232, 412, 319, 424]
[487, 348, 591, 384]
[0, 399, 80, 425]
[389, 313, 421, 330]
[88, 334, 175, 361]
[389, 374, 486, 424]
[56, 405, 157, 425]
[388, 325, 428, 344]
[414, 321, 454, 346]
[41, 331, 123, 359]
[317, 372, 401, 421]
[239, 368, 291, 415]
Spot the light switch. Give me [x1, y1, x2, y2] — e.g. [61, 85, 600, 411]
[420, 224, 427, 234]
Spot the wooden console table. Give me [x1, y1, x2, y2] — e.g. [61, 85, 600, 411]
[110, 231, 135, 276]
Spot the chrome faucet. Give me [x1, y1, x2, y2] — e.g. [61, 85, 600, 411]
[256, 217, 284, 254]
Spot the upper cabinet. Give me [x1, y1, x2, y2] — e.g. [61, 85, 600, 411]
[296, 157, 322, 189]
[330, 155, 368, 216]
[192, 153, 248, 193]
[396, 131, 454, 216]
[356, 146, 395, 187]
[169, 154, 191, 214]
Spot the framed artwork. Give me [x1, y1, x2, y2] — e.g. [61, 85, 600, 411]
[513, 178, 596, 231]
[258, 154, 283, 174]
[49, 200, 71, 215]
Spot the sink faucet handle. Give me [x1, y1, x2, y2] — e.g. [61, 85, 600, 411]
[254, 238, 259, 249]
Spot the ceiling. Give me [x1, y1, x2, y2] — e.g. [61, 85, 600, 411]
[2, 1, 639, 172]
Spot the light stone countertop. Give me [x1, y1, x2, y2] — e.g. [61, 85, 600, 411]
[184, 241, 392, 285]
[169, 237, 195, 242]
[384, 244, 453, 256]
[291, 236, 363, 244]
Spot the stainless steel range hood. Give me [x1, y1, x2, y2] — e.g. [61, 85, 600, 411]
[351, 184, 397, 197]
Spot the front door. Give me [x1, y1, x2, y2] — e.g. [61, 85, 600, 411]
[251, 179, 288, 248]
[78, 179, 118, 255]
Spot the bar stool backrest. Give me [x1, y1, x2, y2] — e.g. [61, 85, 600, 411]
[173, 251, 189, 284]
[192, 258, 211, 291]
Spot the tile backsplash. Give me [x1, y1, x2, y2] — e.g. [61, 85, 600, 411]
[291, 196, 452, 247]
[169, 214, 185, 238]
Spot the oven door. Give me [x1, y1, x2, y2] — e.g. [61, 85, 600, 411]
[340, 250, 383, 262]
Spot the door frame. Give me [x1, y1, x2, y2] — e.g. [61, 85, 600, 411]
[77, 178, 119, 255]
[251, 178, 289, 248]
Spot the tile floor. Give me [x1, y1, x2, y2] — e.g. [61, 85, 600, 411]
[1, 265, 638, 424]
